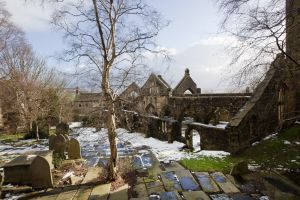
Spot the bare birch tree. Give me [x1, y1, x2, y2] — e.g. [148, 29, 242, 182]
[51, 0, 167, 180]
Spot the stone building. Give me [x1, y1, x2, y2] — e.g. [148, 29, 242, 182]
[72, 89, 103, 120]
[139, 73, 171, 115]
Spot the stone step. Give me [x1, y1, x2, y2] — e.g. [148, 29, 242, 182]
[55, 186, 79, 200]
[211, 172, 240, 194]
[109, 184, 128, 200]
[182, 191, 210, 200]
[89, 183, 111, 200]
[145, 180, 165, 195]
[194, 172, 220, 193]
[160, 171, 182, 191]
[162, 162, 185, 172]
[73, 186, 93, 200]
[133, 183, 148, 198]
[174, 170, 199, 191]
[81, 167, 103, 184]
[160, 191, 182, 200]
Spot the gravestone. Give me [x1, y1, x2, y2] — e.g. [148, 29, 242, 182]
[68, 138, 81, 159]
[30, 156, 53, 188]
[49, 135, 56, 150]
[54, 134, 67, 158]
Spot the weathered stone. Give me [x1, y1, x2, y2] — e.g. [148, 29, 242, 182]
[182, 191, 210, 200]
[68, 138, 81, 159]
[56, 186, 79, 200]
[230, 161, 250, 176]
[73, 186, 92, 200]
[89, 183, 111, 200]
[48, 135, 56, 150]
[109, 184, 128, 200]
[54, 134, 67, 158]
[70, 176, 83, 185]
[160, 191, 181, 200]
[30, 156, 53, 189]
[194, 172, 220, 193]
[211, 172, 240, 194]
[81, 167, 102, 184]
[174, 170, 199, 191]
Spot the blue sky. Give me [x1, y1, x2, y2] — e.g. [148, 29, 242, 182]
[3, 0, 238, 92]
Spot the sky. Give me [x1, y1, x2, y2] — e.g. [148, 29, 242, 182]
[2, 0, 237, 92]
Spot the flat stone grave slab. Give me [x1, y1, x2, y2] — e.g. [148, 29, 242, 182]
[210, 193, 233, 200]
[162, 162, 185, 171]
[174, 170, 199, 191]
[160, 191, 181, 200]
[130, 198, 149, 200]
[81, 167, 102, 184]
[109, 184, 128, 200]
[73, 186, 93, 200]
[55, 186, 79, 200]
[89, 183, 111, 200]
[182, 191, 210, 200]
[194, 172, 220, 193]
[133, 183, 148, 198]
[211, 172, 240, 194]
[230, 193, 256, 200]
[160, 171, 182, 191]
[146, 180, 165, 195]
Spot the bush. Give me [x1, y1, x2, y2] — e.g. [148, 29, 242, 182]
[56, 122, 69, 135]
[24, 120, 49, 139]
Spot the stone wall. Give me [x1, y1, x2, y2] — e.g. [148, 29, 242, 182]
[227, 66, 284, 153]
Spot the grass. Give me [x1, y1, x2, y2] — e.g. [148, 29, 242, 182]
[181, 156, 239, 174]
[0, 132, 26, 143]
[181, 125, 300, 173]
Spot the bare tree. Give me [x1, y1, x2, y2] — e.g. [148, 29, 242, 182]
[217, 0, 300, 87]
[51, 0, 167, 180]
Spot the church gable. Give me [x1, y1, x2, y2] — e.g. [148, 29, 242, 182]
[141, 74, 171, 96]
[172, 68, 200, 95]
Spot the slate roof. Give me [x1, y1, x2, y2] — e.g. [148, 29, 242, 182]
[74, 92, 102, 102]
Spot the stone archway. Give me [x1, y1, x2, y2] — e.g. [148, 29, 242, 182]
[185, 127, 201, 151]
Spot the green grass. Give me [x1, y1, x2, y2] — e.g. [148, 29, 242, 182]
[181, 125, 300, 173]
[0, 132, 26, 143]
[181, 156, 240, 173]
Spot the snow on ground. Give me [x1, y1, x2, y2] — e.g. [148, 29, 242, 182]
[73, 128, 230, 163]
[263, 132, 278, 140]
[69, 122, 82, 129]
[0, 140, 48, 156]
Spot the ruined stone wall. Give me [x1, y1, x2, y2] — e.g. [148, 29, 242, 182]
[185, 123, 230, 151]
[227, 68, 283, 153]
[168, 95, 251, 123]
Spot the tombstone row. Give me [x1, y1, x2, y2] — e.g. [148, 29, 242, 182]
[49, 134, 81, 159]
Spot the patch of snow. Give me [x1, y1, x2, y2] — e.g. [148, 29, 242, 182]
[283, 140, 291, 145]
[259, 196, 269, 200]
[263, 133, 278, 140]
[69, 122, 82, 129]
[26, 155, 37, 160]
[295, 142, 300, 145]
[184, 122, 227, 130]
[73, 128, 230, 163]
[252, 141, 260, 146]
[295, 120, 300, 124]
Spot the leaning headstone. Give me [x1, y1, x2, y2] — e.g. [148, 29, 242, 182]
[54, 134, 67, 158]
[68, 138, 81, 159]
[30, 156, 53, 188]
[230, 161, 250, 176]
[49, 135, 56, 150]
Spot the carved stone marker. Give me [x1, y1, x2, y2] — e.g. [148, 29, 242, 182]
[68, 138, 81, 159]
[3, 151, 53, 189]
[30, 156, 53, 188]
[49, 135, 56, 150]
[54, 134, 67, 158]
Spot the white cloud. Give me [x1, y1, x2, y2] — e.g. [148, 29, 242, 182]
[3, 0, 55, 32]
